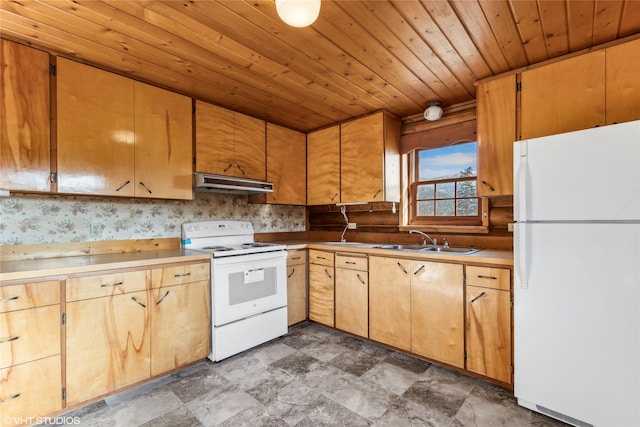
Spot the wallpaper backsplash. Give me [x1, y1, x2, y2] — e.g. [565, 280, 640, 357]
[0, 192, 306, 245]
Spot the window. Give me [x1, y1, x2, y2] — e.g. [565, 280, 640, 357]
[410, 142, 481, 225]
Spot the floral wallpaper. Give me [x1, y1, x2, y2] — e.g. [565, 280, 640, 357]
[0, 192, 306, 245]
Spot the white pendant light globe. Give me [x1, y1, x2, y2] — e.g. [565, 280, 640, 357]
[423, 101, 443, 121]
[276, 0, 321, 28]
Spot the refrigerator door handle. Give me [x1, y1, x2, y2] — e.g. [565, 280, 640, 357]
[516, 224, 529, 289]
[517, 155, 528, 222]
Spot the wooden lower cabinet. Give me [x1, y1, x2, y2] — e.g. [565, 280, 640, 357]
[335, 254, 368, 338]
[65, 289, 151, 405]
[368, 256, 411, 351]
[0, 355, 62, 426]
[466, 265, 512, 384]
[308, 250, 335, 327]
[151, 281, 210, 376]
[0, 279, 61, 425]
[410, 261, 464, 368]
[286, 250, 307, 325]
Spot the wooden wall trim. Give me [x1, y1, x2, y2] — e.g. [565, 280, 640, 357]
[399, 119, 477, 154]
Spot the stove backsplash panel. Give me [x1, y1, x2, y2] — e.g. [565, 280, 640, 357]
[0, 192, 306, 245]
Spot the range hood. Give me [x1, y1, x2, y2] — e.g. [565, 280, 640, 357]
[194, 172, 274, 194]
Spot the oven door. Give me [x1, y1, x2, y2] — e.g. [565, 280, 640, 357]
[212, 251, 287, 326]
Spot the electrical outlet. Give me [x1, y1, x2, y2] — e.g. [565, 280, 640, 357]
[348, 222, 357, 229]
[90, 223, 103, 237]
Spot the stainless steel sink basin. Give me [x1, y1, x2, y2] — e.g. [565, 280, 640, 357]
[373, 244, 426, 250]
[373, 244, 479, 255]
[420, 246, 479, 254]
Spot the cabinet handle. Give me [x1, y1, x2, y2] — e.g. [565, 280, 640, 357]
[471, 292, 486, 303]
[174, 272, 191, 278]
[100, 281, 124, 288]
[155, 291, 170, 305]
[477, 275, 497, 280]
[223, 163, 233, 172]
[288, 268, 296, 278]
[0, 295, 19, 303]
[131, 296, 147, 308]
[0, 336, 19, 344]
[236, 164, 245, 175]
[0, 393, 21, 403]
[413, 265, 425, 275]
[317, 256, 326, 260]
[115, 180, 131, 192]
[331, 193, 338, 201]
[481, 181, 495, 192]
[345, 261, 356, 265]
[372, 189, 381, 199]
[292, 256, 301, 260]
[138, 181, 153, 194]
[397, 262, 407, 274]
[356, 273, 365, 284]
[324, 268, 332, 279]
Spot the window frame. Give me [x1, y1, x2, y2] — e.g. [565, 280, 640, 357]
[408, 145, 482, 227]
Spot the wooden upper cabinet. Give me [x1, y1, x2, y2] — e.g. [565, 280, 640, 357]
[307, 125, 340, 205]
[57, 59, 192, 199]
[521, 51, 606, 140]
[476, 75, 516, 197]
[57, 57, 135, 196]
[134, 81, 193, 200]
[0, 40, 51, 192]
[195, 100, 266, 180]
[340, 112, 400, 203]
[250, 123, 306, 205]
[605, 38, 640, 125]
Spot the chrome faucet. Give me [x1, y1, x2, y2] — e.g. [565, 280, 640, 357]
[409, 230, 437, 247]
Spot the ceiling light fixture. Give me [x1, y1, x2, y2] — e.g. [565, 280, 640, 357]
[275, 0, 321, 28]
[423, 101, 443, 121]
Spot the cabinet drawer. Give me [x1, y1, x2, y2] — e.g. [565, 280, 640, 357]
[0, 355, 62, 425]
[1, 305, 60, 369]
[287, 250, 307, 266]
[66, 270, 149, 302]
[466, 266, 510, 291]
[0, 281, 60, 313]
[335, 254, 368, 271]
[308, 250, 334, 267]
[151, 262, 210, 288]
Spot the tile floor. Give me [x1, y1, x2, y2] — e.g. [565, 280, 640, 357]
[60, 322, 568, 426]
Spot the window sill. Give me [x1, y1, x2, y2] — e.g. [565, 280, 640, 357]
[398, 224, 489, 234]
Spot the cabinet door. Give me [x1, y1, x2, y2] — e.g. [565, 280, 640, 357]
[66, 290, 150, 404]
[195, 101, 235, 175]
[307, 126, 340, 205]
[287, 262, 307, 325]
[308, 263, 334, 327]
[341, 113, 385, 203]
[521, 51, 605, 139]
[151, 281, 210, 376]
[335, 268, 368, 338]
[0, 40, 51, 192]
[0, 356, 61, 426]
[258, 123, 306, 205]
[134, 81, 193, 200]
[410, 261, 464, 368]
[57, 58, 135, 196]
[368, 256, 411, 350]
[234, 112, 266, 180]
[466, 286, 512, 384]
[606, 38, 640, 125]
[477, 75, 516, 196]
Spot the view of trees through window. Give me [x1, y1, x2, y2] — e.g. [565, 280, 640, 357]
[414, 142, 479, 219]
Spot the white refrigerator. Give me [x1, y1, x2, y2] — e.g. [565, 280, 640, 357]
[513, 120, 640, 427]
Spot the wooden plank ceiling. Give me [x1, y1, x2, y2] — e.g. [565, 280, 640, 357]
[1, 0, 638, 132]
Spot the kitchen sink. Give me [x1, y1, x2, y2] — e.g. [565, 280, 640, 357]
[373, 244, 479, 255]
[373, 244, 427, 250]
